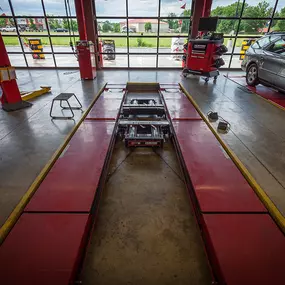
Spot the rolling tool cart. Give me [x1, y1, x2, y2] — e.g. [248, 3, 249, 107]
[182, 17, 227, 82]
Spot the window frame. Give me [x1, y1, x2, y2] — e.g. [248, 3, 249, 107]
[1, 0, 285, 68]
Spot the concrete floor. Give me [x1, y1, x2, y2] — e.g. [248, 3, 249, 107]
[80, 141, 211, 285]
[0, 69, 106, 226]
[1, 68, 285, 283]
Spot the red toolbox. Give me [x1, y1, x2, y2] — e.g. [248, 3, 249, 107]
[183, 37, 226, 81]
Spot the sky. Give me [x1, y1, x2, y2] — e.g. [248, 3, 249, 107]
[0, 0, 281, 17]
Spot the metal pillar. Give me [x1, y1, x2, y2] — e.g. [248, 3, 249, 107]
[190, 0, 206, 39]
[74, 0, 96, 79]
[0, 33, 31, 111]
[203, 0, 213, 17]
[74, 0, 87, 40]
[82, 0, 101, 69]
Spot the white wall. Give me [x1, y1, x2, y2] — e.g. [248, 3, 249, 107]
[136, 23, 168, 33]
[160, 24, 168, 33]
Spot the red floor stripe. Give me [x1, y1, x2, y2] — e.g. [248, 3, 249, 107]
[226, 76, 285, 109]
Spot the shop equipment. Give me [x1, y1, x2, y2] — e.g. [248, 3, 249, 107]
[21, 86, 51, 101]
[50, 93, 82, 119]
[27, 38, 45, 59]
[183, 17, 228, 81]
[76, 40, 96, 80]
[0, 32, 31, 111]
[102, 40, 116, 60]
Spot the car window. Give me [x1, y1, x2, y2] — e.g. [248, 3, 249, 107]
[267, 38, 285, 54]
[253, 35, 279, 49]
[257, 37, 270, 48]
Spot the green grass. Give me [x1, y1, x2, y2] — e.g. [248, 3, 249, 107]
[101, 37, 177, 48]
[3, 32, 261, 48]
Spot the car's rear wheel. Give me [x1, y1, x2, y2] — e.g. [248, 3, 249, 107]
[246, 63, 259, 86]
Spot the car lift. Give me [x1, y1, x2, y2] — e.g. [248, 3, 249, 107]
[118, 83, 169, 147]
[0, 32, 32, 111]
[0, 33, 51, 110]
[21, 86, 51, 101]
[0, 83, 285, 285]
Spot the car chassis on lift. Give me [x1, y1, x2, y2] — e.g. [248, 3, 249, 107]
[118, 96, 170, 147]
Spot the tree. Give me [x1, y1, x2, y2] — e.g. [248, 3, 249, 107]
[275, 7, 285, 31]
[181, 10, 191, 33]
[62, 19, 77, 32]
[113, 23, 120, 33]
[63, 19, 69, 30]
[242, 1, 273, 33]
[70, 20, 78, 32]
[211, 2, 245, 34]
[0, 18, 6, 28]
[145, 22, 152, 32]
[48, 18, 60, 30]
[167, 13, 179, 30]
[29, 18, 36, 31]
[211, 1, 274, 34]
[102, 21, 113, 33]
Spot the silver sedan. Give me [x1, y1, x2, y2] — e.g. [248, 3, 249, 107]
[241, 32, 285, 92]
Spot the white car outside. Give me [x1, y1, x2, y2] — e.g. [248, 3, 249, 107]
[0, 26, 17, 32]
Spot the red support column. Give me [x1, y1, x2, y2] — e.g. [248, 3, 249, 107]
[74, 0, 87, 40]
[0, 33, 31, 111]
[190, 0, 206, 39]
[82, 0, 101, 69]
[203, 0, 213, 17]
[74, 0, 96, 80]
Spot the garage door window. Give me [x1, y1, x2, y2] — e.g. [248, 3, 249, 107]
[2, 0, 285, 68]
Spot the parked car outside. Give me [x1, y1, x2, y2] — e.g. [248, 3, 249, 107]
[54, 28, 68, 32]
[241, 32, 285, 92]
[121, 27, 134, 33]
[0, 26, 16, 32]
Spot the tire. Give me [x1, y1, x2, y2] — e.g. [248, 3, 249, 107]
[182, 68, 189, 78]
[246, 63, 260, 86]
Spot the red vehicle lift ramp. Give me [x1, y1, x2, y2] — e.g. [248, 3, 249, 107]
[85, 96, 123, 121]
[162, 91, 202, 120]
[0, 213, 90, 285]
[25, 121, 116, 212]
[202, 214, 285, 285]
[0, 89, 123, 285]
[172, 120, 266, 213]
[162, 87, 285, 285]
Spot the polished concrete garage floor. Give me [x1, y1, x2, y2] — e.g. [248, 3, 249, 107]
[81, 141, 211, 285]
[1, 69, 285, 284]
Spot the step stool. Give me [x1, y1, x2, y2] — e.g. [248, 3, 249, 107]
[50, 93, 82, 119]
